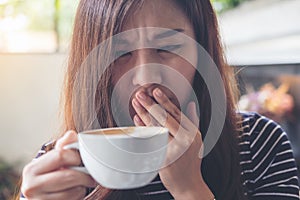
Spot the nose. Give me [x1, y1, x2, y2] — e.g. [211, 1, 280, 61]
[132, 49, 163, 86]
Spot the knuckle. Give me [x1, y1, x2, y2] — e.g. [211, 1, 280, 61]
[55, 139, 63, 149]
[21, 163, 41, 198]
[54, 149, 67, 164]
[22, 163, 33, 176]
[62, 170, 78, 184]
[160, 97, 169, 106]
[144, 114, 152, 125]
[178, 131, 193, 147]
[21, 182, 38, 198]
[63, 170, 74, 179]
[23, 162, 37, 176]
[172, 108, 181, 118]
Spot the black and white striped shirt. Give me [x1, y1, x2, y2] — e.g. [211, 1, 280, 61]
[134, 112, 300, 199]
[21, 112, 299, 199]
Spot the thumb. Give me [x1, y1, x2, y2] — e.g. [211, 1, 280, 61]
[186, 101, 200, 127]
[55, 130, 78, 150]
[187, 102, 204, 159]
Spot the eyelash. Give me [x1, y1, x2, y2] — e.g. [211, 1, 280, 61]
[115, 44, 182, 58]
[157, 44, 182, 53]
[115, 51, 131, 58]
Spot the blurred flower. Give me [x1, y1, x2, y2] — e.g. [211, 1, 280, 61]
[238, 83, 294, 122]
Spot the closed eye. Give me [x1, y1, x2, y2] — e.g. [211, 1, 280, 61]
[157, 44, 182, 53]
[115, 50, 132, 58]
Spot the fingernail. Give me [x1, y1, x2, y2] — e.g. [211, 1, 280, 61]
[154, 88, 163, 97]
[132, 98, 140, 107]
[134, 115, 141, 123]
[137, 92, 146, 100]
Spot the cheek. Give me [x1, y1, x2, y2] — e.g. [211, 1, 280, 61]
[169, 59, 196, 84]
[164, 58, 196, 105]
[111, 63, 133, 87]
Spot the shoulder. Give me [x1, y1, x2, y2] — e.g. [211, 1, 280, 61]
[238, 111, 293, 163]
[238, 111, 279, 134]
[238, 112, 299, 199]
[238, 111, 286, 147]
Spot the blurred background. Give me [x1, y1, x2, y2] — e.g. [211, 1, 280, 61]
[0, 0, 299, 199]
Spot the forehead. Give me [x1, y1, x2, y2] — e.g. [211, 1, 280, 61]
[120, 0, 195, 40]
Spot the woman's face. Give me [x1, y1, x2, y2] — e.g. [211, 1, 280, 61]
[110, 0, 198, 125]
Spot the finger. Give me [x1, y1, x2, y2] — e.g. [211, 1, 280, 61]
[153, 88, 197, 131]
[186, 102, 204, 158]
[23, 148, 82, 175]
[55, 130, 78, 150]
[138, 91, 199, 148]
[186, 101, 199, 127]
[152, 88, 182, 123]
[133, 114, 146, 126]
[132, 98, 159, 126]
[186, 101, 202, 142]
[135, 92, 180, 136]
[35, 169, 97, 192]
[168, 134, 174, 142]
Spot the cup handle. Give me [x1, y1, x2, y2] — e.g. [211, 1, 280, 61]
[63, 142, 90, 175]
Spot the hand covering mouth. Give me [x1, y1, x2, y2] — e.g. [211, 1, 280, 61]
[128, 84, 181, 119]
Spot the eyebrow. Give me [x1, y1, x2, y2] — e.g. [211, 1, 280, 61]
[154, 28, 185, 39]
[114, 28, 185, 45]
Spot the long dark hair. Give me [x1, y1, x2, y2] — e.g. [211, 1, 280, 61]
[60, 0, 246, 199]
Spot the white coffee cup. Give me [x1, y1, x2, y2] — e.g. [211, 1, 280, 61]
[64, 126, 169, 189]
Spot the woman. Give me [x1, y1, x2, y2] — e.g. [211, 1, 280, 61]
[20, 0, 299, 199]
